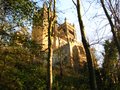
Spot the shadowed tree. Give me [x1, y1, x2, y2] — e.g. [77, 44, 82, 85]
[72, 0, 98, 90]
[100, 0, 120, 59]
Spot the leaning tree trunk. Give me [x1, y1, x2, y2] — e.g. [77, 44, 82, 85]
[75, 0, 98, 90]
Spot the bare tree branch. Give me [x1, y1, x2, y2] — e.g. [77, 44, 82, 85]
[72, 0, 77, 7]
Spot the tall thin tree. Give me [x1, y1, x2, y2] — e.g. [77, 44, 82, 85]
[72, 0, 98, 90]
[47, 0, 56, 90]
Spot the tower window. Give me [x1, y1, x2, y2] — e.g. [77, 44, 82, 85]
[69, 30, 74, 35]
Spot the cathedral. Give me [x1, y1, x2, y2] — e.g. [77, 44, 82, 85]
[32, 3, 86, 68]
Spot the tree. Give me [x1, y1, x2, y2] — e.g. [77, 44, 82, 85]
[0, 0, 37, 46]
[102, 39, 118, 89]
[72, 0, 98, 90]
[0, 28, 44, 90]
[47, 0, 56, 90]
[2, 0, 36, 25]
[100, 0, 120, 59]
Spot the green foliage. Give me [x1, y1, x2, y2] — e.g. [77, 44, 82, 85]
[33, 8, 44, 26]
[0, 45, 46, 90]
[97, 39, 120, 90]
[3, 0, 37, 24]
[104, 40, 117, 59]
[0, 0, 38, 47]
[103, 40, 118, 74]
[0, 26, 45, 89]
[52, 63, 90, 90]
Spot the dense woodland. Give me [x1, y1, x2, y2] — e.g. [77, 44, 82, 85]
[0, 0, 120, 90]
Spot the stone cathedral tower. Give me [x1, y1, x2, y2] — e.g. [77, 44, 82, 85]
[32, 3, 58, 51]
[32, 3, 50, 50]
[32, 3, 86, 67]
[32, 3, 77, 51]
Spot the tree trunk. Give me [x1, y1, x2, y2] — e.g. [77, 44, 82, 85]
[47, 0, 56, 90]
[47, 18, 53, 90]
[75, 0, 97, 90]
